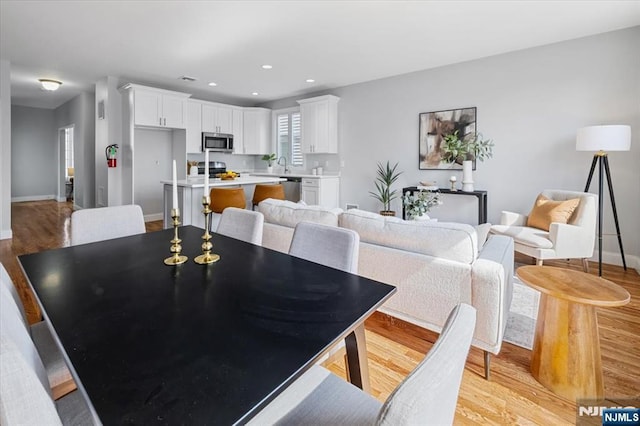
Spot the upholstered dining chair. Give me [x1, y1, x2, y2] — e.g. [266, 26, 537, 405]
[216, 207, 264, 245]
[289, 221, 360, 274]
[490, 189, 597, 272]
[209, 187, 247, 231]
[252, 183, 285, 209]
[1, 263, 74, 400]
[249, 303, 477, 425]
[0, 333, 94, 425]
[71, 204, 146, 246]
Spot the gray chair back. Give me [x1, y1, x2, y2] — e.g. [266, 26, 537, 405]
[0, 335, 62, 425]
[289, 222, 360, 274]
[71, 204, 146, 246]
[216, 207, 264, 245]
[376, 303, 477, 425]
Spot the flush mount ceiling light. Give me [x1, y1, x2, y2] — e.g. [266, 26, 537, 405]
[261, 65, 273, 69]
[39, 79, 62, 91]
[251, 92, 259, 96]
[208, 82, 217, 87]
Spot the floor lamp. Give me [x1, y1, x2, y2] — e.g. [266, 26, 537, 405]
[576, 125, 631, 276]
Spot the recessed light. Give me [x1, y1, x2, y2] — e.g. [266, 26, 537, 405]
[39, 79, 62, 91]
[261, 65, 273, 70]
[251, 92, 259, 96]
[208, 82, 217, 87]
[305, 79, 315, 83]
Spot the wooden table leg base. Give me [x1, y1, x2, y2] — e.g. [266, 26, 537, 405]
[531, 294, 604, 400]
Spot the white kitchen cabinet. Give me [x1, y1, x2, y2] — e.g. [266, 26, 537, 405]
[202, 103, 233, 134]
[129, 84, 190, 129]
[232, 108, 244, 154]
[186, 100, 203, 153]
[297, 95, 339, 154]
[301, 176, 339, 208]
[242, 108, 271, 155]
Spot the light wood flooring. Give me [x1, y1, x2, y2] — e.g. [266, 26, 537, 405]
[1, 200, 638, 424]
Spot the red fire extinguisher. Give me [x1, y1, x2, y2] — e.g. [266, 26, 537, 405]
[106, 144, 118, 168]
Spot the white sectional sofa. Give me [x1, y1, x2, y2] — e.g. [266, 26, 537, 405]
[257, 199, 514, 378]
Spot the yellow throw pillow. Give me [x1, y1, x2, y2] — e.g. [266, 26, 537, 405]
[526, 194, 580, 231]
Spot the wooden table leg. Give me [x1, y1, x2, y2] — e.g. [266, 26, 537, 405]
[531, 294, 604, 400]
[344, 323, 371, 393]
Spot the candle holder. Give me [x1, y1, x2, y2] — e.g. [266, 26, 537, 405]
[194, 196, 220, 264]
[164, 208, 188, 265]
[449, 176, 458, 191]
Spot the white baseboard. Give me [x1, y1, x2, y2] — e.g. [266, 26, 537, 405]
[590, 250, 640, 274]
[0, 229, 12, 240]
[56, 196, 66, 202]
[11, 194, 56, 202]
[144, 213, 163, 222]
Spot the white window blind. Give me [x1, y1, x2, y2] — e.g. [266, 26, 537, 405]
[276, 111, 303, 167]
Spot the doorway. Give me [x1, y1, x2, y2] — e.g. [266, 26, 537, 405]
[58, 126, 74, 203]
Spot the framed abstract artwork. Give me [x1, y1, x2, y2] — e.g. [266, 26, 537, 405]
[418, 107, 477, 170]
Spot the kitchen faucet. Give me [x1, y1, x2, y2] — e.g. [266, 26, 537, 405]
[278, 156, 290, 173]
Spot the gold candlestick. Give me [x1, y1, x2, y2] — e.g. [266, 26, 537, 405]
[194, 196, 220, 264]
[164, 208, 188, 265]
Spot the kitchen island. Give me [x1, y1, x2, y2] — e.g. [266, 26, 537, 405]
[162, 175, 285, 229]
[250, 172, 340, 208]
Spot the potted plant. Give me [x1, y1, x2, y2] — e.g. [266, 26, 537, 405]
[369, 161, 403, 216]
[442, 130, 493, 191]
[402, 190, 441, 220]
[262, 153, 277, 173]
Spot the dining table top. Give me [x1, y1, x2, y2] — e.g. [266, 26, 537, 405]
[19, 225, 395, 425]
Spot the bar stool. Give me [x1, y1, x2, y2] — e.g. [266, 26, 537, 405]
[252, 184, 285, 209]
[209, 187, 246, 231]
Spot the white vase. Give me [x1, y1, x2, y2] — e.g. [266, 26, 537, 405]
[462, 160, 474, 192]
[410, 214, 431, 221]
[267, 166, 273, 174]
[189, 165, 199, 177]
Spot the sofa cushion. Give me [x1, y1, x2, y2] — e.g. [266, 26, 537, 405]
[490, 224, 553, 249]
[339, 209, 477, 264]
[258, 199, 342, 228]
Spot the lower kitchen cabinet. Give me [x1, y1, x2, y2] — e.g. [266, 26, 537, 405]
[301, 177, 339, 209]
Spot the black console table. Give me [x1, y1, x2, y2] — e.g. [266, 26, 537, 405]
[402, 187, 488, 224]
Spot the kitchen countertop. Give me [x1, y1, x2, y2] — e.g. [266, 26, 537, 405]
[250, 172, 340, 179]
[161, 176, 286, 188]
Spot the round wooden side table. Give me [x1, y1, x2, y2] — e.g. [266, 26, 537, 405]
[516, 265, 630, 401]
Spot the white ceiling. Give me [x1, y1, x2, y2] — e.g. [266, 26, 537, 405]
[2, 1, 639, 109]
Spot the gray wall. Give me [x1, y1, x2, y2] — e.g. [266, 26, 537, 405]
[264, 27, 640, 266]
[11, 105, 57, 199]
[0, 60, 11, 239]
[55, 92, 96, 209]
[133, 128, 173, 218]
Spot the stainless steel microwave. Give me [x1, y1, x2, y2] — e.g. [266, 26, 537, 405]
[202, 132, 233, 152]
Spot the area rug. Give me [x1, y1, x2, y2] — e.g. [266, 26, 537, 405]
[503, 274, 540, 350]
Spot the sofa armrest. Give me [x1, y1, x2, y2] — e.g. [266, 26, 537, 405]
[548, 222, 594, 258]
[500, 211, 527, 226]
[471, 235, 514, 354]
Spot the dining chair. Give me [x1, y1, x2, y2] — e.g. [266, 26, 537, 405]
[250, 303, 477, 425]
[209, 187, 247, 232]
[1, 262, 75, 399]
[216, 207, 264, 245]
[71, 204, 146, 246]
[289, 222, 360, 274]
[0, 334, 94, 425]
[252, 183, 285, 209]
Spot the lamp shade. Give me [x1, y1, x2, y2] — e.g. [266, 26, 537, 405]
[576, 125, 631, 152]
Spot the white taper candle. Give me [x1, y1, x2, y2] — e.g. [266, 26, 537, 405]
[172, 160, 178, 210]
[204, 149, 210, 197]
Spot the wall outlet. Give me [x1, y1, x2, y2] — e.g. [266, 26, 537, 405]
[341, 161, 345, 168]
[324, 160, 329, 167]
[346, 203, 359, 210]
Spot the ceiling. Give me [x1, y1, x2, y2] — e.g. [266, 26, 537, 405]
[2, 1, 639, 109]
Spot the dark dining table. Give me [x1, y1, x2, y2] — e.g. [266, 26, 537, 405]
[19, 225, 395, 425]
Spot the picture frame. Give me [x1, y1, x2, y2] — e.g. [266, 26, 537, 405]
[418, 107, 477, 170]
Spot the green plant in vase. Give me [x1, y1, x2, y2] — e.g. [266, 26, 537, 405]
[369, 161, 403, 216]
[441, 130, 493, 192]
[262, 153, 277, 172]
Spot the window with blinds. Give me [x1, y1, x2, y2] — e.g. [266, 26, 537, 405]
[276, 110, 303, 166]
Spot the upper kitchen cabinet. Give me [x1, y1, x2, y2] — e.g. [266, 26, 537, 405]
[186, 100, 203, 153]
[125, 84, 190, 129]
[202, 103, 233, 134]
[297, 95, 339, 154]
[242, 108, 271, 155]
[232, 108, 244, 154]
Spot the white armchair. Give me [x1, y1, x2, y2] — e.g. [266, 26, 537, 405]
[490, 189, 597, 271]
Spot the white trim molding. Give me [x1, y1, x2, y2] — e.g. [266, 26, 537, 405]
[11, 194, 57, 203]
[144, 213, 163, 222]
[0, 229, 12, 240]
